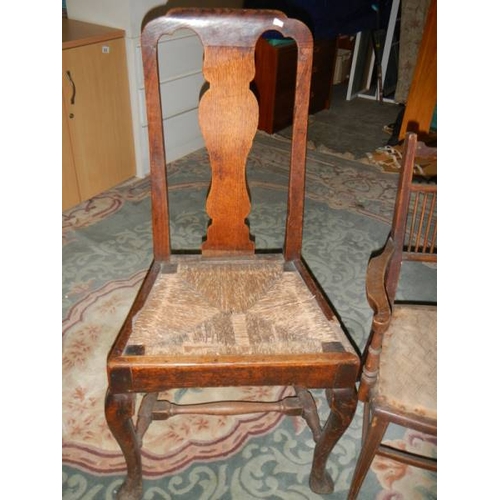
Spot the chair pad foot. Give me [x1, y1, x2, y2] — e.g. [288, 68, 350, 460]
[309, 471, 334, 495]
[115, 479, 142, 500]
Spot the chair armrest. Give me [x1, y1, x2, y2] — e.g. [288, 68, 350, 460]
[358, 237, 395, 401]
[365, 237, 394, 325]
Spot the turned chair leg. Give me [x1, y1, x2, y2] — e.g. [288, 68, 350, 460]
[105, 390, 143, 500]
[361, 401, 371, 445]
[347, 410, 389, 500]
[309, 387, 357, 494]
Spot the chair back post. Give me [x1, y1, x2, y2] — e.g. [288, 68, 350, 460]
[385, 132, 418, 303]
[282, 23, 313, 261]
[142, 27, 171, 261]
[141, 8, 313, 260]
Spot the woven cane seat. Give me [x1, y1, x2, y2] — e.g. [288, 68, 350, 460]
[128, 255, 354, 357]
[373, 304, 437, 419]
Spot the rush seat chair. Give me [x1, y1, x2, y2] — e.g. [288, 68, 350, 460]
[105, 8, 360, 500]
[348, 132, 437, 499]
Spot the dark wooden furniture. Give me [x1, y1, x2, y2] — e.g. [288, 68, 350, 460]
[348, 132, 437, 499]
[105, 8, 359, 500]
[253, 36, 336, 133]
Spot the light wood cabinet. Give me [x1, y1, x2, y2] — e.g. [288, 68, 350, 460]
[62, 19, 135, 211]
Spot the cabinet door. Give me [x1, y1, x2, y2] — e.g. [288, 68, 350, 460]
[62, 37, 135, 201]
[62, 94, 81, 210]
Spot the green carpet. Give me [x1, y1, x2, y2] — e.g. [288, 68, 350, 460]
[62, 132, 436, 499]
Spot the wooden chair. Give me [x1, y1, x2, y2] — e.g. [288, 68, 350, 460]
[347, 132, 437, 499]
[105, 8, 359, 500]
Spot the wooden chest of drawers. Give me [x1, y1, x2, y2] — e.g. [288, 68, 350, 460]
[253, 37, 336, 134]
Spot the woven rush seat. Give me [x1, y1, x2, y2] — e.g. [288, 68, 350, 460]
[128, 255, 354, 357]
[373, 304, 437, 419]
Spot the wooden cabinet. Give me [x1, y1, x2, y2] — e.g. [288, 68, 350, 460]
[398, 0, 437, 140]
[62, 19, 135, 211]
[253, 37, 336, 134]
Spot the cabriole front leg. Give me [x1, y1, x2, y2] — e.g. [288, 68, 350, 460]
[105, 390, 143, 500]
[309, 387, 358, 494]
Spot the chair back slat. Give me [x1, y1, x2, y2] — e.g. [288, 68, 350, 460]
[405, 189, 437, 257]
[386, 133, 437, 302]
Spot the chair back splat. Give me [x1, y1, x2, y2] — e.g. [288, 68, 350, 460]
[142, 8, 312, 260]
[106, 9, 359, 500]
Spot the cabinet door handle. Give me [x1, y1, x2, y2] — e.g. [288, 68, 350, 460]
[66, 70, 76, 105]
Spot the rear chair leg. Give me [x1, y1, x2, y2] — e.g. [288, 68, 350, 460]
[105, 390, 143, 500]
[309, 387, 357, 494]
[347, 413, 389, 500]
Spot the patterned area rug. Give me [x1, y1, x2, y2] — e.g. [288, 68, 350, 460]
[62, 132, 437, 499]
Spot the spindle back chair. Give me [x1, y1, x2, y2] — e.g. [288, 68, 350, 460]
[348, 132, 437, 499]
